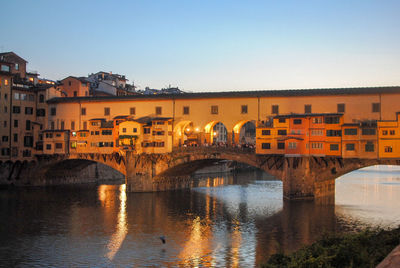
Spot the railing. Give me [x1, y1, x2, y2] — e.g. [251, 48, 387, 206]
[172, 144, 255, 154]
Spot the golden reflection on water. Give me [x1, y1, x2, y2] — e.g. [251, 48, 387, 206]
[105, 184, 127, 260]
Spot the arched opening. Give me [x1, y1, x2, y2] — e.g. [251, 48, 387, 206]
[204, 121, 228, 145]
[46, 159, 125, 185]
[174, 120, 202, 147]
[232, 120, 256, 146]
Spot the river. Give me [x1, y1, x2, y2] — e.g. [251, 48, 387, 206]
[0, 165, 399, 267]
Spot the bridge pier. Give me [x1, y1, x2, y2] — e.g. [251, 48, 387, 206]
[280, 157, 335, 201]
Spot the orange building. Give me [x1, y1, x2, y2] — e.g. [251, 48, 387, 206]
[378, 112, 400, 159]
[256, 113, 344, 157]
[59, 76, 90, 97]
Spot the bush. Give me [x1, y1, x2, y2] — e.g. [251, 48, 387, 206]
[262, 227, 400, 268]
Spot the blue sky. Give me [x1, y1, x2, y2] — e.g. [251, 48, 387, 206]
[2, 0, 400, 91]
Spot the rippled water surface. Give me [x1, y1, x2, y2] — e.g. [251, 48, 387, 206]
[0, 165, 400, 267]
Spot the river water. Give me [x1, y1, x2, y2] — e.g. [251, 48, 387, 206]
[0, 166, 399, 267]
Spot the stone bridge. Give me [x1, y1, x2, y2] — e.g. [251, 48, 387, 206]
[1, 147, 400, 201]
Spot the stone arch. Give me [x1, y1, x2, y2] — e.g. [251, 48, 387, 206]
[173, 120, 202, 147]
[203, 121, 228, 145]
[44, 158, 125, 184]
[232, 120, 256, 145]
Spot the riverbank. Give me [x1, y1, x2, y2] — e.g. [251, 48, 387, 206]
[262, 227, 400, 268]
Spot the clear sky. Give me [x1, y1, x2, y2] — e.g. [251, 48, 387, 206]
[2, 0, 400, 92]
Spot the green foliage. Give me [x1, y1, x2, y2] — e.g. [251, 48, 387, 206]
[262, 227, 400, 268]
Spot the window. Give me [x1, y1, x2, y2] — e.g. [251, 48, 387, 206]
[337, 103, 345, 113]
[15, 63, 19, 70]
[183, 106, 189, 115]
[39, 94, 44, 103]
[20, 94, 27, 100]
[71, 121, 75, 130]
[28, 94, 34, 101]
[60, 121, 65, 130]
[344, 128, 357, 135]
[152, 130, 165, 136]
[104, 107, 110, 116]
[304, 104, 311, 114]
[73, 91, 77, 97]
[14, 93, 19, 100]
[288, 142, 297, 149]
[83, 121, 87, 130]
[101, 130, 112, 135]
[50, 107, 56, 116]
[144, 128, 150, 134]
[122, 128, 126, 133]
[241, 105, 248, 114]
[311, 129, 323, 136]
[346, 143, 355, 151]
[14, 120, 18, 128]
[362, 128, 376, 135]
[262, 143, 271, 149]
[55, 143, 63, 149]
[211, 105, 218, 114]
[25, 107, 33, 115]
[81, 108, 86, 115]
[2, 136, 8, 142]
[51, 121, 55, 130]
[277, 129, 287, 135]
[330, 144, 339, 151]
[293, 119, 302, 124]
[133, 128, 137, 133]
[312, 117, 322, 124]
[46, 144, 52, 150]
[13, 133, 18, 142]
[3, 121, 6, 128]
[68, 81, 72, 86]
[26, 120, 31, 131]
[4, 79, 8, 86]
[325, 116, 340, 124]
[326, 130, 341, 136]
[311, 142, 323, 149]
[12, 106, 21, 114]
[382, 130, 388, 135]
[385, 146, 393, 153]
[272, 105, 279, 114]
[277, 142, 285, 149]
[372, 103, 380, 113]
[24, 136, 33, 147]
[278, 118, 286, 123]
[155, 106, 162, 115]
[365, 142, 374, 152]
[390, 130, 395, 135]
[1, 65, 10, 72]
[262, 130, 271, 135]
[130, 107, 136, 115]
[4, 106, 7, 113]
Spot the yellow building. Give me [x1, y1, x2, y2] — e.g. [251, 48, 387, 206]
[378, 112, 400, 158]
[47, 87, 400, 152]
[118, 117, 173, 154]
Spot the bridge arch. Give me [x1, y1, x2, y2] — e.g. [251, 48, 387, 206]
[232, 120, 256, 145]
[203, 121, 229, 145]
[173, 120, 202, 147]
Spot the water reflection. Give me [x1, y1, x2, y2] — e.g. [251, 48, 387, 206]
[335, 165, 400, 228]
[0, 167, 399, 267]
[105, 184, 127, 260]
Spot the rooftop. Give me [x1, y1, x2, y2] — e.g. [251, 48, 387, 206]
[47, 86, 400, 104]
